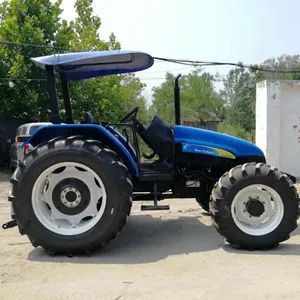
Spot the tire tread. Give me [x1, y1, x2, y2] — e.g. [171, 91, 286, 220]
[210, 162, 300, 250]
[9, 136, 133, 255]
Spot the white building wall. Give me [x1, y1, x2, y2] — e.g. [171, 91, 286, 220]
[256, 80, 300, 178]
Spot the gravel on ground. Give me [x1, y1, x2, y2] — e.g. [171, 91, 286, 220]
[1, 171, 300, 300]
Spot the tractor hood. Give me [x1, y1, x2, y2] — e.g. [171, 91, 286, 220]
[174, 125, 264, 157]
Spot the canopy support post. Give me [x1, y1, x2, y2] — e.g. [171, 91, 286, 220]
[46, 66, 61, 124]
[60, 72, 74, 124]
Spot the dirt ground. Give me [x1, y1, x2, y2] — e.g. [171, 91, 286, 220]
[1, 171, 300, 300]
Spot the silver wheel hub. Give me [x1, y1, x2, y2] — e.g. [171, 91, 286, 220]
[31, 162, 107, 236]
[231, 184, 284, 236]
[60, 187, 81, 208]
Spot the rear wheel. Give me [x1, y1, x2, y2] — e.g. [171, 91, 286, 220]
[210, 163, 299, 250]
[9, 136, 133, 254]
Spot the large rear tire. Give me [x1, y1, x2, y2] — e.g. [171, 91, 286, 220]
[210, 162, 299, 250]
[9, 136, 133, 255]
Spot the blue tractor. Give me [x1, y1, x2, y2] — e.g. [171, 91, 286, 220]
[3, 50, 299, 254]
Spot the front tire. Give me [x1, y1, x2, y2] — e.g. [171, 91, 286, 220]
[210, 162, 299, 250]
[196, 197, 209, 213]
[9, 136, 133, 255]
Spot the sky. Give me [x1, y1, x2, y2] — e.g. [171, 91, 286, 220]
[58, 0, 300, 103]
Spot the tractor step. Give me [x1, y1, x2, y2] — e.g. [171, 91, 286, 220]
[140, 181, 170, 211]
[141, 204, 170, 211]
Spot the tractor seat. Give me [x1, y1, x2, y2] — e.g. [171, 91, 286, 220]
[82, 112, 98, 124]
[139, 115, 173, 163]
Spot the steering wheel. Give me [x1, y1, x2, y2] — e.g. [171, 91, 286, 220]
[120, 106, 139, 123]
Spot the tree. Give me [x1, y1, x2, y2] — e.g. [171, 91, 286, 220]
[150, 72, 177, 124]
[0, 0, 73, 120]
[181, 70, 224, 125]
[150, 69, 224, 126]
[259, 54, 300, 81]
[0, 0, 147, 124]
[218, 54, 300, 142]
[219, 67, 256, 135]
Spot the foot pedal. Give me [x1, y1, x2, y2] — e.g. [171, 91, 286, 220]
[141, 205, 170, 211]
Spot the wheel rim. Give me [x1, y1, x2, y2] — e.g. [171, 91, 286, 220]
[32, 162, 107, 236]
[231, 184, 284, 236]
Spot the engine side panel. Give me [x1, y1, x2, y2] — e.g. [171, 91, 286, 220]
[174, 125, 264, 157]
[182, 143, 236, 159]
[174, 142, 266, 169]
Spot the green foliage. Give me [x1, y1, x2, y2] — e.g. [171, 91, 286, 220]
[219, 54, 300, 142]
[218, 122, 253, 142]
[150, 69, 224, 126]
[1, 0, 300, 152]
[0, 0, 69, 120]
[0, 0, 146, 124]
[219, 67, 256, 134]
[258, 54, 300, 81]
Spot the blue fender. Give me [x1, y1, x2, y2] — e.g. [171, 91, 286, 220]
[23, 124, 139, 177]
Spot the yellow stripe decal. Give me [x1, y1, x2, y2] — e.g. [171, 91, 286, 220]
[210, 147, 236, 159]
[182, 143, 236, 159]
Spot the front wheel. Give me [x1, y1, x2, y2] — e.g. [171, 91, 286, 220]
[9, 136, 133, 255]
[195, 197, 209, 213]
[210, 163, 299, 250]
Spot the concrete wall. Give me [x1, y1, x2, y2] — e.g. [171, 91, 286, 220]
[256, 80, 300, 178]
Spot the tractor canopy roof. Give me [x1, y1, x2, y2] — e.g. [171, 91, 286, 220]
[31, 50, 154, 81]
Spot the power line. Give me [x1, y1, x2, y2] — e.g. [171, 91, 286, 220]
[139, 66, 195, 75]
[153, 57, 300, 74]
[0, 76, 228, 82]
[0, 40, 70, 51]
[139, 77, 165, 80]
[0, 77, 47, 81]
[1, 40, 300, 74]
[0, 76, 165, 81]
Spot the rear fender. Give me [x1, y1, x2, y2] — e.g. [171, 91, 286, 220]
[23, 124, 138, 177]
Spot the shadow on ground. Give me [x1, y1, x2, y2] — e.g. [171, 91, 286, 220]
[222, 224, 300, 256]
[0, 169, 11, 182]
[28, 213, 225, 264]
